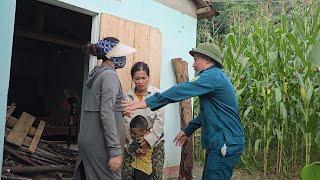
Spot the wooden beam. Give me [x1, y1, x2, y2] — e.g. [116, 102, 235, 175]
[192, 0, 219, 19]
[2, 165, 75, 174]
[171, 58, 194, 180]
[192, 0, 208, 7]
[204, 0, 214, 3]
[6, 116, 37, 137]
[6, 103, 16, 119]
[46, 14, 84, 41]
[5, 128, 33, 147]
[28, 121, 46, 153]
[4, 146, 37, 166]
[6, 112, 35, 147]
[15, 29, 82, 48]
[1, 174, 32, 180]
[196, 7, 211, 14]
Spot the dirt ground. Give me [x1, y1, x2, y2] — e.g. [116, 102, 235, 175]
[192, 161, 300, 180]
[168, 162, 266, 180]
[21, 161, 299, 180]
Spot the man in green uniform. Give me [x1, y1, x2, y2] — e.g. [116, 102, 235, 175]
[124, 43, 244, 180]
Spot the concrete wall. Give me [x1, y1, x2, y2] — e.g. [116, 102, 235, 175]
[1, 0, 197, 173]
[0, 0, 16, 175]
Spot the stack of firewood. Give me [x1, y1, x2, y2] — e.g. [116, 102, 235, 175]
[2, 103, 77, 179]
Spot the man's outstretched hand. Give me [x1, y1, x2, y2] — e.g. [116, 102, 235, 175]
[173, 131, 188, 146]
[122, 100, 147, 112]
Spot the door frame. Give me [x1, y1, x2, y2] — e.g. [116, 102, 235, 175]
[36, 0, 101, 127]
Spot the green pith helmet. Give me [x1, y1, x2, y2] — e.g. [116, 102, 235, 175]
[189, 43, 223, 66]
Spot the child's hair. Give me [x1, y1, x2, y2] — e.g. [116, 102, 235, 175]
[130, 115, 148, 130]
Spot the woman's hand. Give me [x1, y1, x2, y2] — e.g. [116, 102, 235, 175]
[173, 131, 188, 146]
[122, 111, 133, 118]
[121, 100, 133, 117]
[108, 155, 123, 172]
[122, 100, 147, 111]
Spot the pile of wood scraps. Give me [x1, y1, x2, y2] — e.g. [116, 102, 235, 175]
[2, 103, 78, 179]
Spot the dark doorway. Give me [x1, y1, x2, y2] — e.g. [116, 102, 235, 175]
[8, 0, 92, 139]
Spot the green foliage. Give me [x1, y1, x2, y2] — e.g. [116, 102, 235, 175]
[198, 2, 258, 41]
[194, 0, 320, 178]
[300, 132, 320, 180]
[308, 42, 320, 67]
[301, 162, 320, 180]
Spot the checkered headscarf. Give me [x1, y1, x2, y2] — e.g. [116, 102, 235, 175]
[96, 38, 119, 57]
[96, 38, 127, 69]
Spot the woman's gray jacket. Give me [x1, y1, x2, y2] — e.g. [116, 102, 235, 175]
[74, 65, 124, 180]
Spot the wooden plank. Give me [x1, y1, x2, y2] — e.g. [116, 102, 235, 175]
[6, 116, 37, 137]
[6, 112, 35, 147]
[5, 128, 32, 147]
[99, 13, 120, 66]
[116, 18, 135, 92]
[4, 146, 37, 165]
[2, 165, 75, 174]
[171, 58, 194, 179]
[24, 136, 33, 147]
[196, 7, 211, 14]
[15, 30, 82, 48]
[28, 121, 46, 153]
[148, 28, 162, 88]
[6, 115, 18, 128]
[133, 23, 150, 64]
[99, 13, 162, 91]
[100, 14, 120, 39]
[1, 174, 32, 180]
[6, 103, 16, 118]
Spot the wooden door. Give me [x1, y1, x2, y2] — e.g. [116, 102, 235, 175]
[99, 14, 162, 92]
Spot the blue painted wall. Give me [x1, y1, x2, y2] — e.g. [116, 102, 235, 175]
[0, 0, 16, 175]
[1, 0, 197, 169]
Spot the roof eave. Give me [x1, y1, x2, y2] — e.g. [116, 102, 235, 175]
[192, 0, 219, 19]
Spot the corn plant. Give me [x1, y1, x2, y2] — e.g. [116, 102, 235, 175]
[220, 1, 320, 178]
[194, 0, 320, 178]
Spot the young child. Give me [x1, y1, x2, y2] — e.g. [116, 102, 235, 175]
[128, 115, 153, 180]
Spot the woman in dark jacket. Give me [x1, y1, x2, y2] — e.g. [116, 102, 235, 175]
[74, 37, 136, 180]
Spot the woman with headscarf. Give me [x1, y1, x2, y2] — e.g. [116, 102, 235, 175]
[74, 37, 136, 180]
